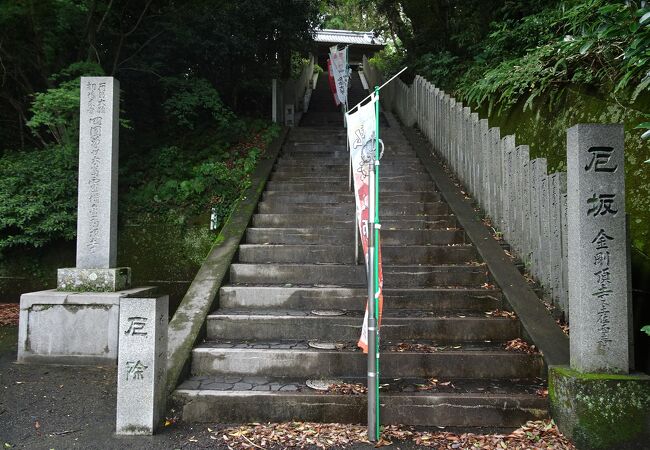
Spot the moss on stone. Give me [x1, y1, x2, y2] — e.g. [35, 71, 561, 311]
[549, 365, 650, 449]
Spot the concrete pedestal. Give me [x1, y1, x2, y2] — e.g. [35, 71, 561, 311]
[18, 287, 156, 365]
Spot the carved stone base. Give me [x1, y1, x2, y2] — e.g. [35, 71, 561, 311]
[57, 267, 131, 292]
[18, 287, 156, 365]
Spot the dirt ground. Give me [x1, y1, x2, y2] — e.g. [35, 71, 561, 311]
[0, 325, 418, 450]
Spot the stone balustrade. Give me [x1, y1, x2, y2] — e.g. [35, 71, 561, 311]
[363, 56, 570, 318]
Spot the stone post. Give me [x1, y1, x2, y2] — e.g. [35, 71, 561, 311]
[57, 77, 130, 292]
[548, 172, 564, 309]
[547, 125, 650, 450]
[567, 124, 630, 374]
[116, 296, 168, 435]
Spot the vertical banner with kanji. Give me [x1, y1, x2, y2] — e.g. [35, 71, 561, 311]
[327, 59, 341, 106]
[329, 47, 349, 106]
[345, 93, 384, 352]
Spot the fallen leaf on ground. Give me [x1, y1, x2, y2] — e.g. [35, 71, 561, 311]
[485, 309, 517, 319]
[556, 319, 570, 336]
[211, 420, 575, 449]
[0, 304, 19, 326]
[504, 338, 538, 354]
[392, 342, 441, 353]
[327, 382, 367, 395]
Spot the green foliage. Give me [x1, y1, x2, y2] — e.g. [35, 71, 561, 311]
[122, 122, 279, 226]
[320, 0, 388, 32]
[412, 51, 461, 92]
[0, 145, 78, 251]
[161, 77, 235, 130]
[642, 325, 650, 336]
[26, 62, 105, 146]
[369, 45, 406, 79]
[457, 0, 650, 113]
[0, 0, 319, 150]
[291, 55, 312, 79]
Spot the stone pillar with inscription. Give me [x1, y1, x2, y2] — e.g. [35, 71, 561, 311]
[116, 296, 168, 435]
[566, 124, 630, 374]
[18, 77, 154, 365]
[549, 124, 650, 450]
[57, 76, 131, 292]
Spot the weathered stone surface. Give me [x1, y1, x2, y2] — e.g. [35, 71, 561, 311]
[548, 173, 564, 309]
[57, 267, 130, 292]
[116, 296, 168, 435]
[549, 365, 650, 450]
[77, 77, 120, 269]
[538, 167, 551, 292]
[17, 287, 155, 364]
[567, 124, 630, 374]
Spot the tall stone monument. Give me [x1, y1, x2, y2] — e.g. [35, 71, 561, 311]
[57, 77, 130, 291]
[550, 124, 650, 449]
[566, 124, 630, 374]
[18, 77, 154, 364]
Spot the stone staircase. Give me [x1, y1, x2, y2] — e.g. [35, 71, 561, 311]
[172, 72, 548, 428]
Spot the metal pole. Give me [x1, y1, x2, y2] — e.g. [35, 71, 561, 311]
[348, 137, 352, 192]
[373, 86, 381, 441]
[354, 203, 359, 265]
[366, 162, 377, 442]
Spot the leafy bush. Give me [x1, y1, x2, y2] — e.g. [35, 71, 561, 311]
[122, 122, 280, 226]
[369, 45, 406, 79]
[162, 76, 235, 130]
[26, 62, 105, 147]
[0, 144, 78, 251]
[412, 51, 462, 92]
[457, 0, 650, 112]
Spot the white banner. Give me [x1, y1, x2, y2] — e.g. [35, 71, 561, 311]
[345, 93, 384, 352]
[329, 47, 349, 106]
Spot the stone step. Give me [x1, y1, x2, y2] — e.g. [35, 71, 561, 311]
[251, 214, 457, 229]
[269, 173, 433, 182]
[265, 181, 437, 192]
[245, 228, 465, 246]
[238, 244, 478, 265]
[229, 263, 487, 287]
[172, 378, 548, 427]
[206, 311, 516, 341]
[262, 191, 441, 203]
[218, 286, 503, 311]
[283, 145, 417, 154]
[271, 168, 429, 177]
[191, 342, 544, 379]
[283, 151, 349, 159]
[276, 158, 421, 166]
[257, 200, 449, 215]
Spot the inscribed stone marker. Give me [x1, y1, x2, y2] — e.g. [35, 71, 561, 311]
[567, 124, 630, 374]
[116, 296, 168, 434]
[77, 77, 120, 269]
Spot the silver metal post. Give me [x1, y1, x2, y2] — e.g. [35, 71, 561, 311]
[367, 162, 377, 441]
[348, 139, 352, 192]
[354, 204, 359, 264]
